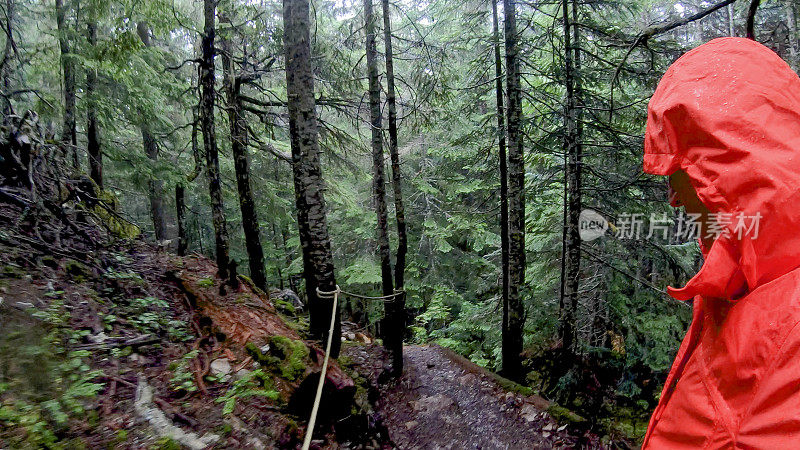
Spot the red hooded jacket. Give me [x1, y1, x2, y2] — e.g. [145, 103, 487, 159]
[642, 37, 800, 448]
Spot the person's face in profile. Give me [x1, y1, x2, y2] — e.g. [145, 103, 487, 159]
[668, 169, 715, 249]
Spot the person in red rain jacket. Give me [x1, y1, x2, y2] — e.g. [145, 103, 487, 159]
[642, 37, 800, 448]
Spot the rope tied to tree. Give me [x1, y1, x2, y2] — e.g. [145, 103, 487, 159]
[300, 285, 339, 450]
[337, 287, 406, 302]
[301, 285, 406, 449]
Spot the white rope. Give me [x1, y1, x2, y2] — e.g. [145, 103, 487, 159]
[337, 288, 405, 302]
[301, 285, 340, 450]
[301, 285, 404, 449]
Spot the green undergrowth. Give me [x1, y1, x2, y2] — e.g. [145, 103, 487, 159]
[216, 369, 279, 415]
[0, 292, 105, 448]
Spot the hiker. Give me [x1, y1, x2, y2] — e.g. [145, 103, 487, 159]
[642, 37, 800, 448]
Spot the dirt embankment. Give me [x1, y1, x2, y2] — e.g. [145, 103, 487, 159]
[0, 193, 378, 449]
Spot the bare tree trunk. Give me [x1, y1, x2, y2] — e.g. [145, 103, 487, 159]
[177, 116, 201, 256]
[365, 0, 394, 301]
[271, 150, 287, 290]
[200, 0, 232, 282]
[176, 184, 187, 256]
[502, 0, 525, 381]
[221, 24, 267, 290]
[382, 0, 405, 375]
[492, 0, 511, 381]
[1, 0, 16, 115]
[55, 0, 77, 168]
[86, 16, 102, 188]
[787, 0, 798, 69]
[559, 0, 582, 366]
[726, 3, 735, 36]
[284, 0, 341, 357]
[136, 22, 168, 242]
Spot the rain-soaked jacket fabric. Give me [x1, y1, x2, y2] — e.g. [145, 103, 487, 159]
[642, 37, 800, 448]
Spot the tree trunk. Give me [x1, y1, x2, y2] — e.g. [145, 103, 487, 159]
[86, 17, 102, 189]
[177, 113, 200, 256]
[787, 0, 798, 70]
[501, 0, 525, 381]
[283, 0, 341, 357]
[136, 22, 168, 242]
[176, 184, 187, 256]
[726, 3, 735, 36]
[365, 0, 394, 301]
[221, 24, 267, 290]
[492, 0, 511, 381]
[200, 0, 232, 282]
[1, 0, 15, 115]
[55, 0, 77, 168]
[382, 0, 405, 375]
[559, 0, 582, 366]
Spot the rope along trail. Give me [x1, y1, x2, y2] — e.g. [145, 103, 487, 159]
[300, 286, 403, 450]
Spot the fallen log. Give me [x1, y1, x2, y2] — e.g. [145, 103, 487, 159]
[287, 346, 356, 421]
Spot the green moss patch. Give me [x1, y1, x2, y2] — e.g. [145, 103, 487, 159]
[246, 336, 310, 381]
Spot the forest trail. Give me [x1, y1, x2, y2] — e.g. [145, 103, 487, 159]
[369, 345, 588, 449]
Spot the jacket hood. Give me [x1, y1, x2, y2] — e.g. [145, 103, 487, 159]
[644, 37, 800, 301]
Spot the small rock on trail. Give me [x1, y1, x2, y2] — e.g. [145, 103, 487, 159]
[373, 345, 587, 449]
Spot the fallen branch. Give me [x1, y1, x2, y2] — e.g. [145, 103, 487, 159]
[73, 334, 160, 351]
[0, 187, 31, 207]
[134, 379, 219, 450]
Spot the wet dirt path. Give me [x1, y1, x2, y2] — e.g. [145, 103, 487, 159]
[374, 345, 583, 449]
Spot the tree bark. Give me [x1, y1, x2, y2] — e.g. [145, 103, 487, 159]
[492, 0, 511, 382]
[283, 0, 341, 357]
[559, 0, 582, 365]
[176, 184, 187, 256]
[1, 0, 16, 115]
[55, 0, 77, 168]
[501, 0, 525, 381]
[382, 0, 406, 375]
[136, 22, 168, 242]
[200, 0, 232, 281]
[221, 23, 267, 290]
[365, 0, 394, 300]
[746, 0, 760, 40]
[86, 17, 102, 188]
[726, 3, 735, 36]
[787, 0, 798, 69]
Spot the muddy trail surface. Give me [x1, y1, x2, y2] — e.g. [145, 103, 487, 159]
[366, 345, 600, 449]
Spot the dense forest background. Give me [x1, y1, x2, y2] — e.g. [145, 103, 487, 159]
[1, 0, 797, 439]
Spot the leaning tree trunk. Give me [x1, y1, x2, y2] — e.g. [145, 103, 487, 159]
[284, 0, 341, 357]
[55, 0, 77, 168]
[492, 0, 511, 381]
[502, 0, 525, 381]
[221, 26, 267, 290]
[365, 0, 394, 301]
[200, 0, 232, 282]
[559, 0, 582, 367]
[136, 22, 168, 242]
[86, 17, 102, 189]
[382, 0, 406, 375]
